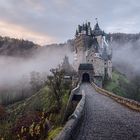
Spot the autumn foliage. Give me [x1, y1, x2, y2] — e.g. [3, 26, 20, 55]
[12, 111, 50, 140]
[0, 105, 7, 120]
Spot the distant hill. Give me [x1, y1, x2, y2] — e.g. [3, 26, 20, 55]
[44, 39, 74, 52]
[110, 33, 140, 78]
[0, 36, 40, 56]
[0, 35, 75, 57]
[0, 33, 140, 57]
[110, 33, 140, 45]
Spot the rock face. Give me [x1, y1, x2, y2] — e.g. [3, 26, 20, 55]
[74, 83, 140, 140]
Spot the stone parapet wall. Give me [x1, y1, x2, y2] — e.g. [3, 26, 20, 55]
[92, 82, 140, 112]
[54, 85, 85, 140]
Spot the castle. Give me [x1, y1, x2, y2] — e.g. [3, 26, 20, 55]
[74, 20, 112, 86]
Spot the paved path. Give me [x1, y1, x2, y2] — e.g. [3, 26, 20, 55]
[74, 83, 140, 140]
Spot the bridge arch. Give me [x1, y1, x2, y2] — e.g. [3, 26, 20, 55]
[82, 73, 90, 82]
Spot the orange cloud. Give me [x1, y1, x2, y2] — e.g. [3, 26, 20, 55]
[0, 20, 56, 45]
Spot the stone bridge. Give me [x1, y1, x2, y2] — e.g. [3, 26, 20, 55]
[55, 64, 140, 140]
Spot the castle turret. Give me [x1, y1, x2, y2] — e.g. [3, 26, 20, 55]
[102, 45, 108, 61]
[92, 20, 104, 36]
[87, 22, 92, 36]
[75, 29, 78, 37]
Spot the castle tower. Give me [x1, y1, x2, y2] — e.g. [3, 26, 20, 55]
[74, 22, 93, 69]
[74, 20, 112, 82]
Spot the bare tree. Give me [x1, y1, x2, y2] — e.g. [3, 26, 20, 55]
[46, 68, 64, 110]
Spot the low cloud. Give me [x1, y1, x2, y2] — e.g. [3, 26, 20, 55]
[0, 45, 73, 88]
[112, 41, 140, 78]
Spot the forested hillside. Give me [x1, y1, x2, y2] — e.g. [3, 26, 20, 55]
[0, 36, 39, 56]
[0, 66, 73, 140]
[111, 33, 140, 44]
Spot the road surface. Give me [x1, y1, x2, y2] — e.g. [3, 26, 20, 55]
[74, 83, 140, 140]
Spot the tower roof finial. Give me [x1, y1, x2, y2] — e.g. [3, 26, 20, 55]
[95, 18, 98, 23]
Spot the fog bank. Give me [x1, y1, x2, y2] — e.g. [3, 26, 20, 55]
[0, 45, 73, 88]
[112, 41, 140, 78]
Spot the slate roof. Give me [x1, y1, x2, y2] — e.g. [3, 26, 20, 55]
[92, 23, 105, 36]
[78, 63, 93, 70]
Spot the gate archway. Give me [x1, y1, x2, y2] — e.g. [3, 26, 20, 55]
[78, 63, 94, 83]
[82, 73, 90, 82]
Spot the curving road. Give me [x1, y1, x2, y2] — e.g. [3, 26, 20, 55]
[74, 83, 140, 140]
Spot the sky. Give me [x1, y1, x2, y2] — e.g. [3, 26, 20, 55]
[0, 0, 140, 45]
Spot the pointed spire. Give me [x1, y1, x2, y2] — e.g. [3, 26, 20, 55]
[93, 18, 104, 36]
[95, 18, 98, 23]
[88, 22, 90, 27]
[75, 29, 78, 36]
[78, 25, 81, 33]
[94, 18, 100, 30]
